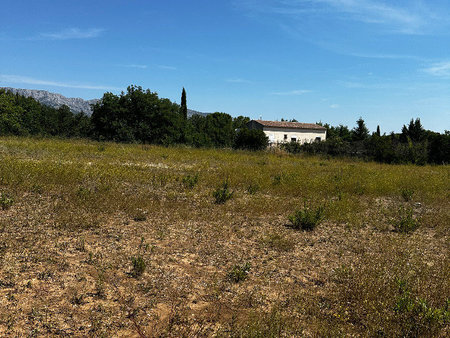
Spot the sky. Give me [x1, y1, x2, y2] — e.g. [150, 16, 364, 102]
[1, 0, 450, 133]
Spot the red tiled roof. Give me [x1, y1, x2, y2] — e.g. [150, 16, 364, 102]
[252, 120, 326, 131]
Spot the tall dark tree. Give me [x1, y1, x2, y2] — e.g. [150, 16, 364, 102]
[180, 88, 187, 120]
[376, 125, 381, 136]
[352, 117, 369, 141]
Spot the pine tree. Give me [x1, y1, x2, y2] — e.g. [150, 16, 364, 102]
[352, 117, 369, 141]
[376, 125, 381, 136]
[180, 88, 187, 120]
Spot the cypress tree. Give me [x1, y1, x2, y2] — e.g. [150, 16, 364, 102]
[180, 88, 187, 120]
[376, 125, 381, 136]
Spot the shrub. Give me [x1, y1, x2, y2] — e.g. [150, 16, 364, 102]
[131, 256, 146, 277]
[401, 187, 414, 202]
[233, 128, 268, 151]
[213, 181, 234, 204]
[288, 203, 325, 231]
[228, 262, 251, 283]
[394, 279, 449, 336]
[130, 237, 148, 277]
[246, 182, 260, 195]
[0, 192, 14, 210]
[182, 173, 199, 189]
[281, 140, 302, 154]
[393, 207, 419, 234]
[261, 233, 295, 252]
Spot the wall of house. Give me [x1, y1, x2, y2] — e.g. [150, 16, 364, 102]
[262, 127, 326, 144]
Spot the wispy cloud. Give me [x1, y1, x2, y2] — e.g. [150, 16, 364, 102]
[236, 0, 442, 35]
[330, 104, 340, 109]
[423, 61, 450, 77]
[118, 64, 148, 69]
[270, 89, 311, 95]
[38, 28, 105, 40]
[226, 78, 252, 84]
[157, 65, 177, 71]
[0, 74, 120, 91]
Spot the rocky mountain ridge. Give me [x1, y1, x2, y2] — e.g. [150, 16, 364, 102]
[1, 87, 208, 117]
[1, 87, 98, 115]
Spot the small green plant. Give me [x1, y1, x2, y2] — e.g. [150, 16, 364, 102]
[261, 233, 295, 252]
[393, 207, 419, 233]
[401, 187, 414, 202]
[394, 279, 449, 336]
[246, 183, 260, 195]
[130, 237, 148, 278]
[131, 256, 146, 277]
[228, 262, 251, 283]
[182, 173, 199, 189]
[0, 192, 14, 210]
[272, 174, 282, 185]
[213, 180, 234, 204]
[132, 209, 147, 222]
[288, 202, 325, 231]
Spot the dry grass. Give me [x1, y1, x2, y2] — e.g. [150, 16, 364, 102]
[0, 136, 448, 337]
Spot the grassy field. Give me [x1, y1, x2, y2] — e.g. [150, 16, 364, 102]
[0, 136, 448, 337]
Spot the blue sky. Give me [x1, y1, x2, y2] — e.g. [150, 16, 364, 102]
[1, 0, 449, 133]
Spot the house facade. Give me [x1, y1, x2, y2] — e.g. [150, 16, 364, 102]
[247, 120, 327, 146]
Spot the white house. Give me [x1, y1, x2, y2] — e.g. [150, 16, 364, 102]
[247, 120, 327, 146]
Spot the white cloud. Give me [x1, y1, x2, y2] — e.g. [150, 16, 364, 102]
[0, 74, 120, 91]
[271, 89, 311, 95]
[39, 28, 104, 40]
[157, 65, 177, 70]
[236, 0, 442, 35]
[423, 61, 450, 77]
[226, 78, 252, 83]
[330, 104, 340, 109]
[119, 64, 148, 69]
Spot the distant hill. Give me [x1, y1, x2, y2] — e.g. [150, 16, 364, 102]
[1, 87, 99, 115]
[1, 87, 209, 117]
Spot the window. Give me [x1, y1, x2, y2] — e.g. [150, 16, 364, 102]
[291, 137, 297, 142]
[315, 137, 321, 142]
[284, 134, 288, 140]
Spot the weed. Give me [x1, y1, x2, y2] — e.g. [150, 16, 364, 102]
[288, 202, 325, 231]
[261, 232, 295, 252]
[130, 237, 148, 278]
[246, 182, 260, 195]
[401, 187, 415, 202]
[182, 173, 199, 189]
[394, 279, 449, 336]
[228, 262, 251, 283]
[393, 207, 419, 234]
[0, 192, 14, 210]
[272, 174, 282, 185]
[132, 210, 147, 222]
[213, 180, 233, 204]
[131, 256, 146, 277]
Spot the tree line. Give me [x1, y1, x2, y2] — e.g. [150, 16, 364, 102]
[282, 117, 449, 164]
[0, 86, 266, 150]
[1, 86, 448, 164]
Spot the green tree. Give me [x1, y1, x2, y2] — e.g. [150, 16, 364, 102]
[180, 88, 187, 120]
[352, 117, 369, 141]
[233, 128, 268, 151]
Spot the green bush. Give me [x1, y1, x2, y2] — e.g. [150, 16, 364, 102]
[394, 279, 449, 336]
[233, 128, 268, 151]
[0, 192, 14, 210]
[401, 187, 414, 202]
[182, 173, 199, 189]
[213, 181, 234, 204]
[393, 208, 419, 233]
[228, 262, 251, 283]
[131, 256, 146, 277]
[288, 203, 325, 231]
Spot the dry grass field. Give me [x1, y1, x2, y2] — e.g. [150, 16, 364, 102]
[0, 136, 448, 337]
